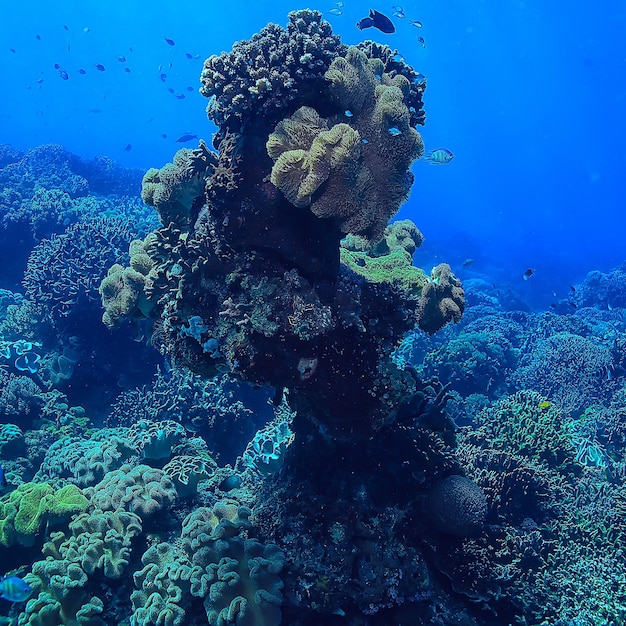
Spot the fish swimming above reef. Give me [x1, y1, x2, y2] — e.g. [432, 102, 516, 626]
[424, 148, 454, 164]
[523, 268, 536, 281]
[356, 9, 395, 34]
[176, 133, 198, 143]
[0, 576, 32, 603]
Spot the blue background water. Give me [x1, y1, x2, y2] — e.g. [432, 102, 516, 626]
[2, 1, 625, 307]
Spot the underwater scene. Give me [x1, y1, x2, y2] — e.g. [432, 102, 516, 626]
[1, 1, 625, 625]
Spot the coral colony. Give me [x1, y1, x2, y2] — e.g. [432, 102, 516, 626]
[1, 9, 626, 626]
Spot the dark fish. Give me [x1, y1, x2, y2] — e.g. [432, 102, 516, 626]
[78, 68, 86, 74]
[186, 86, 194, 92]
[160, 73, 167, 82]
[67, 44, 71, 51]
[164, 37, 175, 46]
[356, 9, 395, 33]
[174, 93, 185, 99]
[36, 34, 41, 40]
[10, 48, 16, 53]
[54, 63, 61, 69]
[117, 55, 126, 62]
[462, 258, 475, 268]
[167, 87, 175, 94]
[569, 285, 576, 292]
[523, 268, 536, 281]
[64, 25, 69, 31]
[161, 133, 168, 139]
[124, 67, 131, 73]
[417, 36, 426, 48]
[176, 133, 198, 142]
[185, 52, 193, 59]
[94, 63, 106, 71]
[124, 144, 132, 151]
[57, 69, 69, 80]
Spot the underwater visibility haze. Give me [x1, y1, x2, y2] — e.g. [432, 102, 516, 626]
[1, 1, 626, 625]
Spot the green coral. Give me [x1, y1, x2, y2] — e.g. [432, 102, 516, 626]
[474, 390, 576, 468]
[141, 147, 216, 228]
[0, 482, 89, 547]
[340, 246, 428, 295]
[99, 235, 156, 328]
[267, 46, 424, 243]
[19, 508, 142, 625]
[84, 464, 177, 516]
[131, 503, 284, 626]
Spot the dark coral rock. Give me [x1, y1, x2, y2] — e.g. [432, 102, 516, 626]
[423, 475, 487, 537]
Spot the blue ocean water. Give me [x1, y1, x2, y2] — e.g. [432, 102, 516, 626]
[1, 2, 626, 625]
[2, 1, 625, 303]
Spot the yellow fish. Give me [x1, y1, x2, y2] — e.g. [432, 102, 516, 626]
[538, 400, 551, 410]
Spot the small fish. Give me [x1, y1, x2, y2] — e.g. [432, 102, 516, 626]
[388, 126, 402, 136]
[88, 108, 101, 113]
[36, 78, 44, 84]
[185, 52, 193, 59]
[64, 25, 69, 31]
[117, 55, 126, 62]
[0, 466, 6, 489]
[167, 87, 175, 94]
[94, 63, 106, 71]
[417, 36, 426, 47]
[523, 268, 535, 281]
[160, 73, 167, 82]
[176, 133, 198, 143]
[54, 63, 61, 69]
[392, 7, 405, 19]
[78, 68, 86, 74]
[83, 27, 90, 33]
[424, 148, 454, 164]
[186, 86, 194, 92]
[335, 1, 344, 6]
[0, 576, 32, 603]
[164, 37, 175, 46]
[124, 67, 131, 73]
[409, 19, 423, 28]
[175, 93, 186, 99]
[36, 34, 41, 40]
[538, 400, 551, 410]
[124, 144, 132, 151]
[569, 285, 576, 292]
[67, 44, 71, 51]
[161, 133, 168, 139]
[344, 110, 353, 117]
[10, 48, 16, 53]
[328, 8, 343, 15]
[462, 258, 475, 268]
[356, 9, 395, 34]
[57, 69, 69, 80]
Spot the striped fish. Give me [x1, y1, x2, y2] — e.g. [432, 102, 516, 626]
[424, 148, 454, 165]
